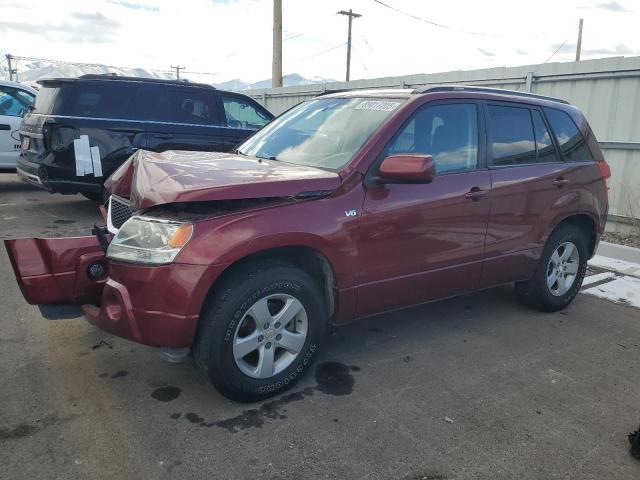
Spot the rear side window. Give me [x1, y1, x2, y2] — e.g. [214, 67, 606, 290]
[488, 105, 537, 166]
[388, 103, 478, 174]
[544, 108, 594, 162]
[222, 96, 271, 130]
[128, 85, 169, 121]
[168, 89, 213, 125]
[70, 83, 134, 118]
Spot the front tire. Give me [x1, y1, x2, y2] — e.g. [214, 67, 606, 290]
[515, 224, 588, 312]
[194, 261, 327, 402]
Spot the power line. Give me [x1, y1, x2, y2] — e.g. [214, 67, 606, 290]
[293, 43, 346, 63]
[350, 44, 370, 76]
[371, 0, 500, 38]
[361, 35, 375, 54]
[544, 40, 568, 64]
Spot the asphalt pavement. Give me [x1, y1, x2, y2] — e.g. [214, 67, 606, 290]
[1, 173, 639, 480]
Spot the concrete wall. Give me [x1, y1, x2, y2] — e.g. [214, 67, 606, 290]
[242, 56, 640, 222]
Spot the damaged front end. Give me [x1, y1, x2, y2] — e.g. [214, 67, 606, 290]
[5, 148, 340, 347]
[4, 216, 216, 347]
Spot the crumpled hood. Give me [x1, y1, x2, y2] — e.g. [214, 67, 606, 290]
[105, 150, 342, 209]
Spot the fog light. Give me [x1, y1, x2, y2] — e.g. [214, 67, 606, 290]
[88, 262, 106, 279]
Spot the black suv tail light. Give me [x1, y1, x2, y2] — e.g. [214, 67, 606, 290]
[48, 125, 79, 152]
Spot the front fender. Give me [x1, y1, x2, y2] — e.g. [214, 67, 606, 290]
[178, 191, 364, 290]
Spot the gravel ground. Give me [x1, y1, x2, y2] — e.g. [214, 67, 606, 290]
[602, 231, 640, 249]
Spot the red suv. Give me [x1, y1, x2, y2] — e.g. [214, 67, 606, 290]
[5, 86, 610, 401]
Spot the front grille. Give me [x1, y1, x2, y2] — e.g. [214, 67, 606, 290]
[108, 195, 134, 232]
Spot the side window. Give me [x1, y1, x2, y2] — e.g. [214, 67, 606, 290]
[388, 103, 478, 174]
[128, 86, 169, 121]
[544, 108, 594, 162]
[531, 110, 559, 163]
[70, 84, 134, 118]
[488, 105, 536, 166]
[0, 86, 34, 117]
[168, 89, 213, 125]
[222, 96, 271, 130]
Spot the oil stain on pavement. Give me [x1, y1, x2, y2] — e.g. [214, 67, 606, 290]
[165, 361, 359, 433]
[314, 361, 355, 396]
[151, 386, 182, 402]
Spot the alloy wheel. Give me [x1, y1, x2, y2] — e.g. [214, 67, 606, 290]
[546, 241, 580, 296]
[232, 294, 308, 379]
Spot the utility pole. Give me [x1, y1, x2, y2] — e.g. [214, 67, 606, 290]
[575, 18, 583, 62]
[6, 54, 16, 81]
[171, 65, 185, 80]
[337, 9, 361, 82]
[272, 0, 283, 88]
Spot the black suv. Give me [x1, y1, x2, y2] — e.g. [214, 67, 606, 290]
[17, 75, 274, 201]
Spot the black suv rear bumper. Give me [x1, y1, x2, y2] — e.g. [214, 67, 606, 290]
[17, 156, 102, 194]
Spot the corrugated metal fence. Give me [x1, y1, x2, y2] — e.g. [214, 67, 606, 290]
[243, 56, 640, 223]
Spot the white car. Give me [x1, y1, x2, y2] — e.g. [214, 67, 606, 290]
[0, 80, 36, 169]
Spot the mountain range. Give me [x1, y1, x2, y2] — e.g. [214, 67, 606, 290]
[0, 55, 334, 90]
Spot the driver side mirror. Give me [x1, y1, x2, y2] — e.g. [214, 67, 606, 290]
[378, 154, 436, 183]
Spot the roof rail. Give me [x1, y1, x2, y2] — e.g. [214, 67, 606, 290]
[72, 74, 216, 89]
[412, 85, 569, 105]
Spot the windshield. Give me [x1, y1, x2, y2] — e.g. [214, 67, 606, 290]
[237, 97, 404, 170]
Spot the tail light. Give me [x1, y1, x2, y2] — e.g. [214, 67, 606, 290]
[48, 125, 78, 152]
[597, 159, 611, 190]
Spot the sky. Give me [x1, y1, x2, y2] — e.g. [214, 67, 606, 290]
[1, 0, 639, 83]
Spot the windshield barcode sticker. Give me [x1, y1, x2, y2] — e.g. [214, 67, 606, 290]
[355, 100, 401, 112]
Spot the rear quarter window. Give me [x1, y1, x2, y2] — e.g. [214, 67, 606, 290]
[544, 108, 594, 162]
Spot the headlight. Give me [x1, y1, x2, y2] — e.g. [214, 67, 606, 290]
[107, 216, 193, 265]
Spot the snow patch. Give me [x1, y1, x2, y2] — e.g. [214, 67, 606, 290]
[582, 271, 616, 287]
[588, 255, 640, 278]
[582, 276, 640, 309]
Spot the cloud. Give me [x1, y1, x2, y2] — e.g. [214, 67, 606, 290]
[549, 41, 635, 56]
[584, 43, 635, 55]
[477, 48, 495, 57]
[0, 11, 120, 43]
[595, 1, 630, 12]
[516, 49, 528, 55]
[71, 12, 121, 28]
[106, 0, 159, 12]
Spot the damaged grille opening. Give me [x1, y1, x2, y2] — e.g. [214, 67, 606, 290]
[109, 195, 136, 230]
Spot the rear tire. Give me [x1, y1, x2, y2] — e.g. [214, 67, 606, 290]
[515, 224, 588, 312]
[193, 260, 327, 402]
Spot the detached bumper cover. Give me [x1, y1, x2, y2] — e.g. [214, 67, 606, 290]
[81, 261, 227, 348]
[5, 234, 228, 348]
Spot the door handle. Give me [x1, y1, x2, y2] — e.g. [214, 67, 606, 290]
[464, 187, 488, 201]
[552, 177, 570, 187]
[0, 124, 10, 131]
[153, 133, 173, 139]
